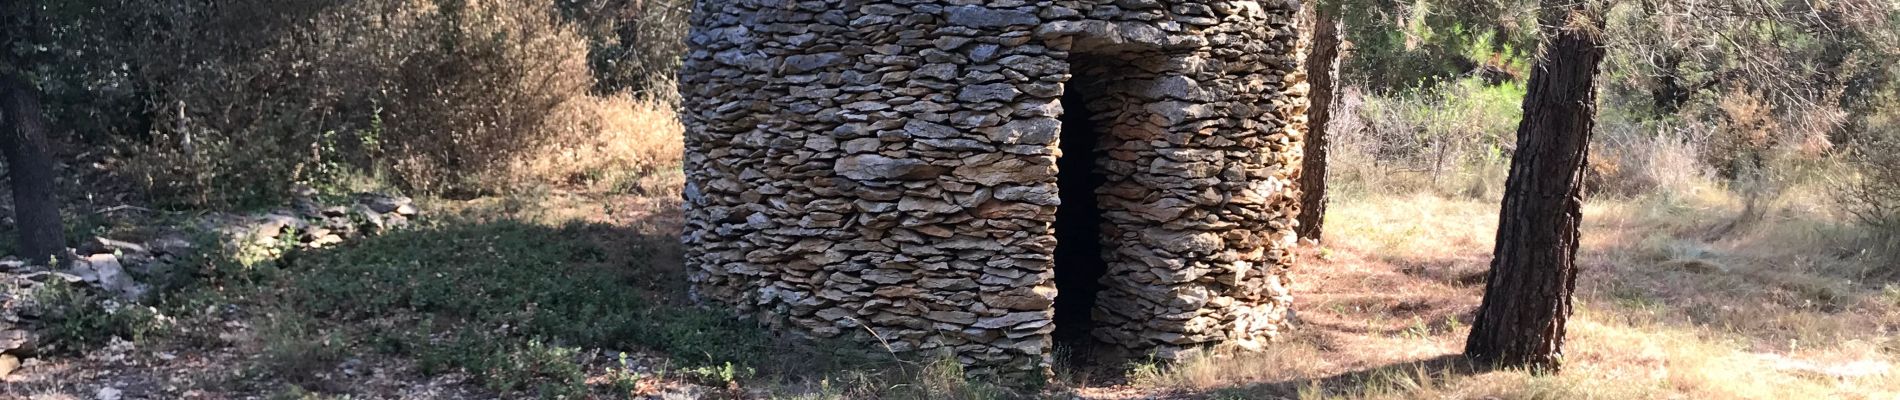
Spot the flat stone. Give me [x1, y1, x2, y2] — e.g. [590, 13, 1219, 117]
[83, 254, 147, 301]
[915, 64, 959, 81]
[806, 135, 839, 152]
[993, 337, 1047, 354]
[983, 117, 1058, 145]
[1116, 0, 1164, 10]
[835, 154, 944, 181]
[953, 155, 1055, 186]
[1128, 198, 1194, 221]
[903, 120, 960, 139]
[933, 36, 972, 50]
[1150, 229, 1225, 254]
[842, 138, 883, 153]
[968, 43, 1003, 63]
[1146, 100, 1216, 125]
[898, 197, 963, 214]
[973, 311, 1045, 329]
[253, 214, 308, 239]
[815, 307, 856, 323]
[309, 234, 346, 248]
[1150, 158, 1222, 179]
[81, 237, 148, 256]
[862, 269, 914, 284]
[957, 83, 1021, 103]
[357, 194, 414, 214]
[926, 310, 979, 325]
[945, 5, 1039, 28]
[784, 52, 847, 73]
[981, 285, 1056, 310]
[1145, 75, 1214, 101]
[974, 200, 1044, 219]
[1116, 21, 1172, 47]
[919, 277, 978, 291]
[918, 138, 993, 151]
[992, 185, 1058, 206]
[19, 271, 85, 284]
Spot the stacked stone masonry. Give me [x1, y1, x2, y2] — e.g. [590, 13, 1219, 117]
[680, 0, 1309, 382]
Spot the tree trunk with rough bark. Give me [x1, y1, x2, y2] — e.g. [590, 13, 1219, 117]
[1297, 4, 1340, 241]
[1, 73, 65, 265]
[1463, 3, 1606, 372]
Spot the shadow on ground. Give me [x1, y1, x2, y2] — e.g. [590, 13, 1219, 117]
[255, 204, 907, 397]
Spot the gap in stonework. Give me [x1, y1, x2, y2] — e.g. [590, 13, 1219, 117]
[1052, 55, 1116, 365]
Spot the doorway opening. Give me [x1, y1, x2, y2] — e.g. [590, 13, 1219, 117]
[1052, 57, 1115, 347]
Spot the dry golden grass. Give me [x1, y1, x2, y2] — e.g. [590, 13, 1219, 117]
[513, 85, 686, 195]
[1124, 181, 1900, 399]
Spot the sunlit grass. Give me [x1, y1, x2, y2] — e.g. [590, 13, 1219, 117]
[1130, 183, 1900, 399]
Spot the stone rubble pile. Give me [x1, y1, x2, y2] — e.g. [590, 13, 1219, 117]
[0, 192, 418, 372]
[680, 0, 1307, 383]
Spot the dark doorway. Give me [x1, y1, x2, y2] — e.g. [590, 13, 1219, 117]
[1052, 60, 1111, 346]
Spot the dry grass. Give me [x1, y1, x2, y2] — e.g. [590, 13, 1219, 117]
[512, 84, 686, 195]
[1590, 123, 1717, 198]
[1125, 183, 1900, 399]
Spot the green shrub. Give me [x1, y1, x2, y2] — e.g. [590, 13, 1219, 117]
[556, 0, 691, 95]
[1330, 77, 1525, 198]
[17, 0, 671, 206]
[416, 333, 587, 397]
[149, 0, 595, 201]
[257, 313, 348, 385]
[264, 219, 854, 391]
[1843, 110, 1900, 262]
[1337, 3, 1537, 92]
[27, 280, 166, 353]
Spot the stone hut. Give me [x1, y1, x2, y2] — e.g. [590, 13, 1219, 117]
[679, 0, 1308, 381]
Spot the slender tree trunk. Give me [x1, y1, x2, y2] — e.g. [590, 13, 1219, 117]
[1, 73, 65, 265]
[1464, 4, 1606, 372]
[1297, 4, 1341, 241]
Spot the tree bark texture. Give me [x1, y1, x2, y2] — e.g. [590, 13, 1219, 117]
[1, 73, 65, 265]
[1296, 4, 1340, 241]
[1463, 5, 1606, 372]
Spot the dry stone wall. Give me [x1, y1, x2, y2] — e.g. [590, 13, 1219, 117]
[680, 0, 1307, 382]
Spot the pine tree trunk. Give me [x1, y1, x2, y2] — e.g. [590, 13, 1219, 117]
[1296, 5, 1341, 241]
[1, 73, 65, 265]
[1463, 4, 1606, 372]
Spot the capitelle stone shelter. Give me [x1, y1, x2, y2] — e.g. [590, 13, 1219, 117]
[679, 0, 1309, 381]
